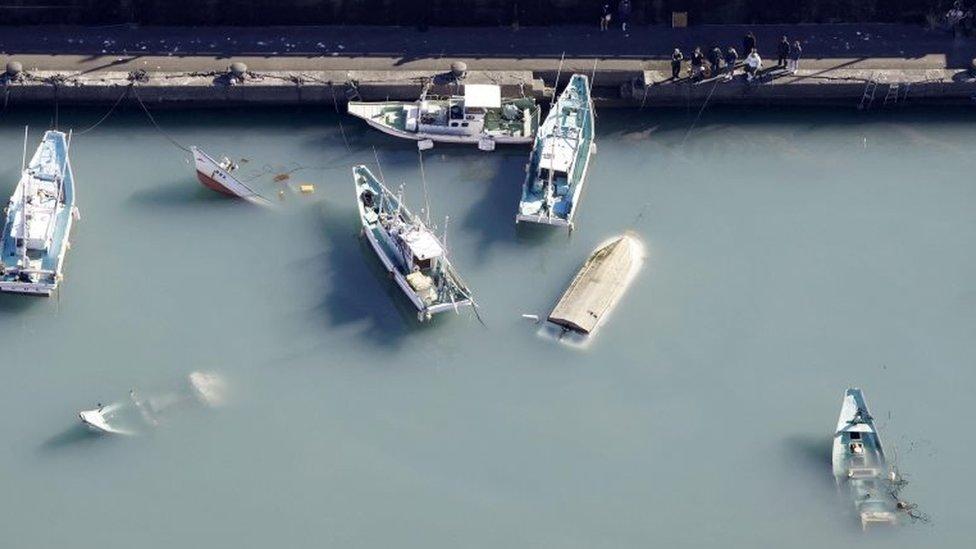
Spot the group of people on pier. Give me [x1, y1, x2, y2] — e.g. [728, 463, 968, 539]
[670, 33, 802, 84]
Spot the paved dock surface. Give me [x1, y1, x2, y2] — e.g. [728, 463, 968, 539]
[1, 23, 975, 107]
[1, 23, 972, 74]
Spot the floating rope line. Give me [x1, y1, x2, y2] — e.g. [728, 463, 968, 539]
[131, 86, 191, 153]
[680, 76, 722, 147]
[76, 84, 131, 136]
[331, 84, 351, 151]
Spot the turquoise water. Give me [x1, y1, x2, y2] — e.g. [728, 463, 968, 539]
[1, 105, 974, 548]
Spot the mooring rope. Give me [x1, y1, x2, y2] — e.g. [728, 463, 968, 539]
[75, 84, 132, 136]
[131, 86, 191, 153]
[680, 76, 722, 147]
[330, 84, 351, 151]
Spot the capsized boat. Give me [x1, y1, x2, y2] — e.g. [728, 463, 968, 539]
[517, 74, 595, 229]
[832, 388, 901, 529]
[0, 129, 78, 296]
[353, 165, 474, 321]
[79, 371, 227, 436]
[548, 233, 642, 336]
[191, 146, 271, 205]
[347, 84, 539, 150]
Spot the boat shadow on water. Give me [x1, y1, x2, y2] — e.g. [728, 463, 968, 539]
[459, 152, 565, 262]
[127, 178, 254, 210]
[307, 203, 430, 347]
[37, 424, 107, 454]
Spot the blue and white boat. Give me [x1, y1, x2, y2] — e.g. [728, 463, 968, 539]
[353, 165, 474, 321]
[0, 129, 78, 296]
[516, 74, 595, 229]
[832, 388, 901, 529]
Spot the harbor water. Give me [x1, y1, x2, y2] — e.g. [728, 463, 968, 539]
[1, 105, 974, 548]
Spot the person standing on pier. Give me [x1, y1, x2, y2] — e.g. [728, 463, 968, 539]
[690, 47, 705, 81]
[708, 46, 723, 77]
[618, 0, 632, 33]
[743, 32, 756, 59]
[600, 2, 612, 31]
[671, 48, 684, 80]
[724, 47, 738, 80]
[788, 40, 802, 74]
[777, 36, 791, 68]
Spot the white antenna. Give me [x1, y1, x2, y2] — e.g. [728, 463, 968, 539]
[442, 215, 449, 253]
[551, 52, 565, 107]
[417, 149, 432, 226]
[19, 126, 29, 266]
[372, 146, 386, 184]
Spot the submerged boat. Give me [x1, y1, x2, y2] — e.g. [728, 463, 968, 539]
[0, 129, 78, 296]
[548, 233, 641, 336]
[517, 74, 595, 229]
[191, 146, 270, 205]
[347, 84, 539, 150]
[353, 165, 474, 321]
[80, 371, 226, 436]
[832, 388, 901, 529]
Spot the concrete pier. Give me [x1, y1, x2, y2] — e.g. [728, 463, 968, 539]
[1, 23, 975, 109]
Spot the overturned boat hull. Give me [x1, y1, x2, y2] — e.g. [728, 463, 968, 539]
[548, 233, 641, 335]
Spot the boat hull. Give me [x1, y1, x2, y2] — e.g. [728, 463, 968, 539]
[353, 166, 473, 319]
[0, 130, 76, 297]
[191, 147, 270, 205]
[360, 117, 534, 145]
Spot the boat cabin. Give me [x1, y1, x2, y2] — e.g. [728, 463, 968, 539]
[414, 84, 502, 137]
[9, 169, 61, 252]
[397, 226, 443, 272]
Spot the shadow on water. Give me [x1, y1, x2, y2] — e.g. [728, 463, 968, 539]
[784, 434, 837, 492]
[307, 202, 425, 347]
[0, 292, 44, 313]
[37, 424, 104, 454]
[127, 178, 249, 210]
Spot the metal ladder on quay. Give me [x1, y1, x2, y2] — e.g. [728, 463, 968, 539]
[859, 80, 878, 110]
[882, 82, 902, 106]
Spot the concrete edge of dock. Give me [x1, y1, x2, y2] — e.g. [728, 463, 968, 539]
[1, 65, 975, 109]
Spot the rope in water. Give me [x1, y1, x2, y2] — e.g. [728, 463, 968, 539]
[75, 84, 132, 136]
[131, 86, 191, 153]
[330, 84, 351, 151]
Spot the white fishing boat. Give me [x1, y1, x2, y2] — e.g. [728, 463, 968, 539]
[0, 128, 78, 296]
[353, 165, 474, 321]
[191, 146, 270, 205]
[79, 371, 226, 436]
[347, 84, 539, 150]
[832, 388, 901, 529]
[517, 74, 595, 229]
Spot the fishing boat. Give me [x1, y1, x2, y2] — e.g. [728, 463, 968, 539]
[191, 146, 270, 205]
[0, 128, 78, 296]
[79, 371, 226, 436]
[353, 165, 474, 321]
[517, 74, 595, 229]
[347, 84, 539, 150]
[832, 388, 901, 529]
[548, 233, 641, 336]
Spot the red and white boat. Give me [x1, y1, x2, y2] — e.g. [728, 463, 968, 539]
[191, 146, 270, 205]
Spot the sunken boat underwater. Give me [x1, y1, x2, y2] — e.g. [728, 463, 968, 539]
[548, 233, 642, 336]
[0, 129, 78, 296]
[190, 146, 270, 205]
[347, 84, 539, 150]
[518, 74, 595, 229]
[832, 388, 902, 530]
[353, 165, 475, 321]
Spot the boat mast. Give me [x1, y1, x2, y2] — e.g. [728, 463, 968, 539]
[19, 126, 29, 266]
